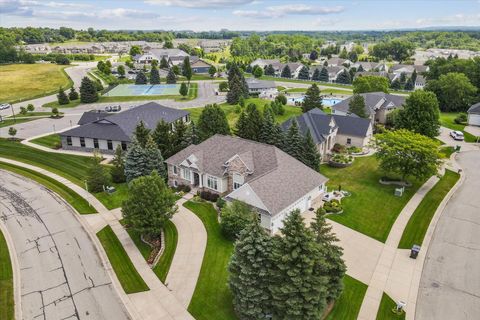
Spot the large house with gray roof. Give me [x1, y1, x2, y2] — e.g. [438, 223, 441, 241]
[165, 134, 328, 233]
[332, 92, 406, 124]
[133, 48, 189, 65]
[60, 102, 190, 154]
[282, 109, 373, 156]
[246, 78, 277, 97]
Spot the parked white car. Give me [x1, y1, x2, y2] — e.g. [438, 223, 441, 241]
[105, 105, 121, 112]
[450, 130, 464, 141]
[0, 103, 11, 110]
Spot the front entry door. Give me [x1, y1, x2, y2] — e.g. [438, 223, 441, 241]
[193, 172, 200, 187]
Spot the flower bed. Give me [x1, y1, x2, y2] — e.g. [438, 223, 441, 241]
[328, 153, 354, 168]
[323, 199, 343, 214]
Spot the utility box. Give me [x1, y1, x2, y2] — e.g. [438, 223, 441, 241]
[455, 145, 461, 152]
[395, 187, 404, 197]
[410, 245, 421, 259]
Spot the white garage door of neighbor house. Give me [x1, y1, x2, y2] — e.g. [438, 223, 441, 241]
[469, 114, 480, 126]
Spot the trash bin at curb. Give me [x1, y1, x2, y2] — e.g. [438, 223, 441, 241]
[410, 245, 421, 259]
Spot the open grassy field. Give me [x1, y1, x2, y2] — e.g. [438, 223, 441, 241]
[0, 64, 72, 104]
[183, 200, 236, 320]
[321, 156, 425, 242]
[376, 293, 405, 320]
[97, 225, 149, 294]
[440, 112, 479, 143]
[326, 275, 368, 320]
[153, 220, 178, 283]
[187, 97, 302, 128]
[30, 133, 61, 149]
[0, 229, 14, 320]
[398, 170, 460, 249]
[0, 161, 97, 214]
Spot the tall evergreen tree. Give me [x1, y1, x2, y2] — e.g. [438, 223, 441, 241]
[134, 121, 151, 148]
[357, 64, 364, 72]
[336, 70, 351, 84]
[303, 130, 321, 171]
[235, 111, 249, 139]
[186, 121, 200, 145]
[68, 87, 79, 100]
[302, 84, 323, 112]
[152, 119, 172, 158]
[124, 137, 148, 182]
[229, 219, 273, 320]
[281, 65, 292, 78]
[57, 87, 69, 105]
[150, 66, 160, 84]
[182, 56, 192, 83]
[298, 66, 310, 80]
[310, 208, 347, 302]
[160, 57, 169, 68]
[135, 71, 147, 84]
[144, 135, 166, 179]
[86, 153, 110, 193]
[348, 94, 368, 118]
[227, 74, 244, 104]
[179, 82, 188, 98]
[197, 104, 230, 141]
[390, 78, 402, 90]
[265, 64, 275, 76]
[79, 76, 99, 103]
[404, 77, 414, 91]
[270, 210, 329, 319]
[283, 120, 304, 162]
[318, 67, 329, 82]
[171, 119, 190, 154]
[241, 103, 263, 141]
[311, 68, 321, 81]
[259, 107, 277, 145]
[166, 68, 176, 84]
[111, 145, 126, 183]
[411, 69, 417, 83]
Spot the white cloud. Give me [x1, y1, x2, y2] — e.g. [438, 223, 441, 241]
[234, 3, 344, 19]
[144, 0, 254, 8]
[314, 18, 340, 27]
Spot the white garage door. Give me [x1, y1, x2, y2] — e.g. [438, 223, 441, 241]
[469, 114, 480, 126]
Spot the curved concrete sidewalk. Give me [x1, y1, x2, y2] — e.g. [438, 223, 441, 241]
[0, 157, 194, 320]
[166, 196, 207, 307]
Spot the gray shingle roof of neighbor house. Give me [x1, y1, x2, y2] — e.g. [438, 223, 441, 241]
[77, 110, 110, 125]
[165, 134, 328, 216]
[332, 92, 406, 115]
[60, 102, 189, 141]
[281, 109, 371, 145]
[468, 102, 480, 114]
[246, 78, 276, 90]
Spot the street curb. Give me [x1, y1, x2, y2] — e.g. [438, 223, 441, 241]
[409, 152, 466, 320]
[0, 219, 22, 320]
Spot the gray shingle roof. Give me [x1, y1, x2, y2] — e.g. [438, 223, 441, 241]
[332, 92, 406, 115]
[77, 110, 110, 125]
[60, 102, 189, 141]
[468, 102, 480, 114]
[281, 109, 371, 144]
[165, 135, 327, 216]
[246, 78, 276, 90]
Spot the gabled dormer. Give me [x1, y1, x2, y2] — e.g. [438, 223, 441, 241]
[223, 153, 254, 176]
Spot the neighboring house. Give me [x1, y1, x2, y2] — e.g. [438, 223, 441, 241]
[281, 109, 373, 157]
[246, 78, 278, 97]
[189, 56, 213, 73]
[309, 66, 345, 82]
[133, 48, 189, 64]
[271, 62, 303, 78]
[165, 134, 328, 233]
[390, 64, 429, 75]
[350, 61, 388, 72]
[332, 92, 406, 124]
[467, 102, 480, 126]
[327, 57, 352, 67]
[60, 102, 190, 154]
[250, 58, 280, 69]
[414, 75, 426, 90]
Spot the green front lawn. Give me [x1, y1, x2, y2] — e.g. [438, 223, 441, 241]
[0, 230, 14, 320]
[153, 220, 178, 283]
[187, 97, 302, 128]
[97, 225, 149, 294]
[376, 293, 405, 320]
[0, 161, 96, 214]
[183, 201, 236, 320]
[440, 112, 478, 143]
[30, 134, 61, 149]
[398, 170, 460, 249]
[321, 156, 425, 242]
[93, 182, 129, 210]
[326, 275, 368, 320]
[0, 117, 34, 128]
[120, 219, 152, 260]
[43, 99, 82, 109]
[439, 146, 455, 159]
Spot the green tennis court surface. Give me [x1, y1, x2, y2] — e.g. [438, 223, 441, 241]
[105, 84, 181, 97]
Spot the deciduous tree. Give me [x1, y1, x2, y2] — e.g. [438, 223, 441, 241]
[197, 104, 230, 141]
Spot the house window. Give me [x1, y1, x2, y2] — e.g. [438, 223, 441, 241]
[66, 136, 72, 146]
[121, 141, 127, 151]
[258, 213, 262, 222]
[107, 140, 113, 150]
[233, 182, 242, 190]
[182, 168, 191, 181]
[93, 138, 99, 149]
[207, 175, 218, 191]
[173, 180, 178, 187]
[80, 137, 85, 147]
[173, 166, 178, 175]
[346, 138, 352, 145]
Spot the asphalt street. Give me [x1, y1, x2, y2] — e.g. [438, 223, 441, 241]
[0, 170, 130, 320]
[416, 149, 480, 320]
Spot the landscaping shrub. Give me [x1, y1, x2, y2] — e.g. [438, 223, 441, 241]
[347, 146, 362, 154]
[176, 184, 191, 193]
[219, 81, 228, 92]
[323, 199, 343, 213]
[220, 200, 255, 240]
[275, 94, 287, 105]
[454, 113, 468, 124]
[332, 143, 347, 154]
[197, 190, 219, 202]
[330, 153, 354, 164]
[216, 197, 226, 209]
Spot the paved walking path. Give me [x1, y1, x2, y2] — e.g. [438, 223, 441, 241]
[0, 157, 195, 320]
[166, 195, 207, 307]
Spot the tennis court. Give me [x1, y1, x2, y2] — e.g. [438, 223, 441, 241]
[105, 84, 181, 97]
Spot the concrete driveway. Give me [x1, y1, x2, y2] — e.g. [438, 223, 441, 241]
[0, 170, 130, 320]
[416, 149, 480, 320]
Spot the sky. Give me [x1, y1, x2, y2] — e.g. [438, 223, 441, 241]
[1, 0, 480, 31]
